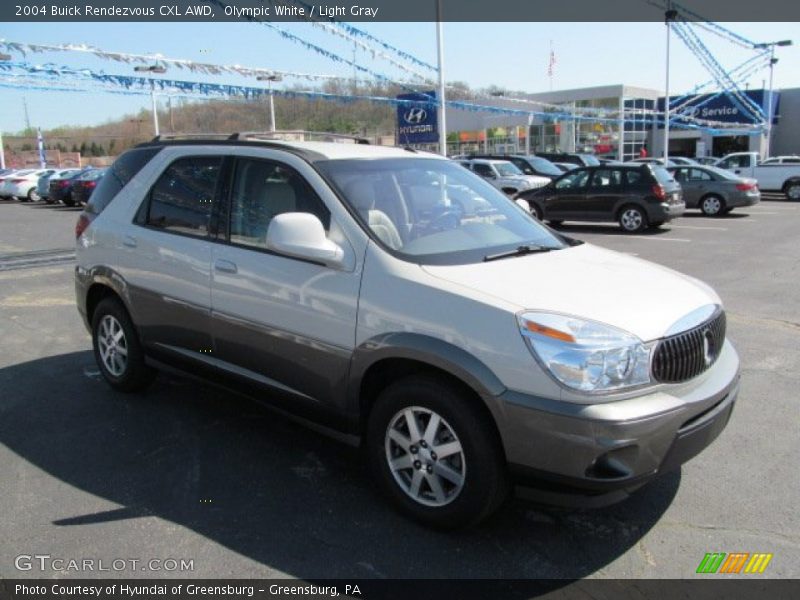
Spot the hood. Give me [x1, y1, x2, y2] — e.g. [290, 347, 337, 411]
[421, 243, 720, 342]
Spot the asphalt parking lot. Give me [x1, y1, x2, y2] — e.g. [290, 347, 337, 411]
[0, 197, 798, 581]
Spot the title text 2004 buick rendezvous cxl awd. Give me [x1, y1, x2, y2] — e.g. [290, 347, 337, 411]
[75, 137, 739, 528]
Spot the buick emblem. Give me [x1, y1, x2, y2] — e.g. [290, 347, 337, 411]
[403, 108, 427, 124]
[702, 328, 716, 366]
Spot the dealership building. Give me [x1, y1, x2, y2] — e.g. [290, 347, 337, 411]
[433, 84, 800, 159]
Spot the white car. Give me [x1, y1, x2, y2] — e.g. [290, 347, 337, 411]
[75, 138, 739, 528]
[458, 159, 550, 194]
[0, 168, 55, 201]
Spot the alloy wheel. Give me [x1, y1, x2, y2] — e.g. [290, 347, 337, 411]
[620, 208, 644, 231]
[97, 314, 129, 377]
[384, 406, 466, 507]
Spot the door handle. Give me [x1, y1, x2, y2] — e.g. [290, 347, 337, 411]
[214, 259, 238, 274]
[122, 235, 137, 248]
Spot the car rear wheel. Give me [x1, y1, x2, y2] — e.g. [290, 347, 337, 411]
[700, 194, 725, 216]
[92, 297, 156, 393]
[531, 203, 543, 221]
[784, 181, 800, 201]
[366, 375, 509, 529]
[27, 188, 40, 202]
[619, 205, 647, 233]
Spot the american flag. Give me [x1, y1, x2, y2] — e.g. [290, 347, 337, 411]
[548, 43, 556, 77]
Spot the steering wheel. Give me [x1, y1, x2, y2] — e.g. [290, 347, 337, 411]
[426, 208, 462, 232]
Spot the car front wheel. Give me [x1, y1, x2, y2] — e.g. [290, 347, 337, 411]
[27, 188, 40, 202]
[619, 205, 647, 233]
[366, 375, 508, 529]
[92, 297, 156, 392]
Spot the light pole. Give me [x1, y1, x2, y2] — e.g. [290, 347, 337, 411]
[257, 74, 283, 132]
[664, 5, 677, 163]
[134, 65, 167, 137]
[754, 40, 792, 159]
[435, 0, 447, 157]
[0, 53, 8, 168]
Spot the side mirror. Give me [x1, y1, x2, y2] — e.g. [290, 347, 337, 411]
[266, 213, 344, 268]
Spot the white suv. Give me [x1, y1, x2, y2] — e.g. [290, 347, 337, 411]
[75, 137, 740, 528]
[458, 158, 550, 195]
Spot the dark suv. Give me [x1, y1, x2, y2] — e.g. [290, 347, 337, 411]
[535, 152, 601, 168]
[460, 154, 564, 180]
[517, 164, 685, 232]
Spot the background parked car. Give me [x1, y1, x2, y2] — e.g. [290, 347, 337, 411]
[517, 164, 685, 233]
[458, 159, 550, 194]
[669, 165, 760, 216]
[627, 157, 679, 168]
[71, 168, 108, 206]
[759, 155, 800, 165]
[0, 169, 55, 201]
[49, 168, 92, 206]
[38, 168, 82, 203]
[715, 152, 800, 200]
[457, 154, 564, 180]
[695, 157, 721, 166]
[552, 162, 578, 173]
[535, 152, 601, 167]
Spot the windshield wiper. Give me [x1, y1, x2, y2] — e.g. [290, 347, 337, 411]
[483, 244, 554, 262]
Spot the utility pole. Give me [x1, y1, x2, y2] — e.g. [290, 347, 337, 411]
[23, 97, 32, 132]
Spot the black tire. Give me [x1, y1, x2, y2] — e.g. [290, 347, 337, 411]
[618, 205, 648, 233]
[366, 374, 509, 529]
[27, 187, 40, 202]
[91, 297, 156, 393]
[784, 180, 800, 201]
[700, 194, 725, 216]
[62, 192, 75, 207]
[531, 203, 544, 221]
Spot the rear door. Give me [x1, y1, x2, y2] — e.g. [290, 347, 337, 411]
[209, 154, 361, 413]
[684, 168, 714, 207]
[125, 153, 223, 358]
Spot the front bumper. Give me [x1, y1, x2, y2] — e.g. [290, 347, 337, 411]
[497, 339, 739, 506]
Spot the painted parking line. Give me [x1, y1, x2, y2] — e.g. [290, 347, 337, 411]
[627, 236, 691, 242]
[669, 225, 728, 231]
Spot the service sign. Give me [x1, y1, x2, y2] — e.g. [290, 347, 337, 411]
[657, 90, 780, 127]
[396, 91, 438, 144]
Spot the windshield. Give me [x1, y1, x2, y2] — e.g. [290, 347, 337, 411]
[528, 156, 563, 176]
[316, 157, 566, 265]
[494, 162, 523, 176]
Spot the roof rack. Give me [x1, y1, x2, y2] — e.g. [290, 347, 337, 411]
[148, 130, 371, 145]
[231, 130, 370, 144]
[150, 133, 233, 143]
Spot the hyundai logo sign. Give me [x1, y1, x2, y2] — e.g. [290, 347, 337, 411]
[403, 108, 428, 125]
[396, 91, 438, 144]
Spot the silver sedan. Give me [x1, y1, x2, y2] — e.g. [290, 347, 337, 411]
[668, 165, 760, 216]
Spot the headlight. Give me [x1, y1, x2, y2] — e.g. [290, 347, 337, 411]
[517, 311, 652, 393]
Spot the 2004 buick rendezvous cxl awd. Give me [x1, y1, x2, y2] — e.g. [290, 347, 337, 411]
[74, 136, 739, 528]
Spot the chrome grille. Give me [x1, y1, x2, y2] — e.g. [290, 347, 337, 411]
[652, 311, 726, 383]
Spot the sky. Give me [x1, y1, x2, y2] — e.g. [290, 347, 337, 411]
[0, 20, 798, 133]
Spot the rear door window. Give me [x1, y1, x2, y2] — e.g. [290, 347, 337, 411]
[140, 156, 223, 238]
[589, 169, 622, 188]
[86, 147, 161, 216]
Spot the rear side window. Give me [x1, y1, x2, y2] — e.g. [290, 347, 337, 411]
[85, 147, 161, 215]
[650, 166, 676, 184]
[623, 169, 648, 186]
[140, 156, 223, 238]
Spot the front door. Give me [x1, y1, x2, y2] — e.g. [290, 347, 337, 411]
[209, 157, 361, 413]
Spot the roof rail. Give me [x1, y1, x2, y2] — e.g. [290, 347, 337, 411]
[231, 130, 370, 144]
[150, 133, 235, 143]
